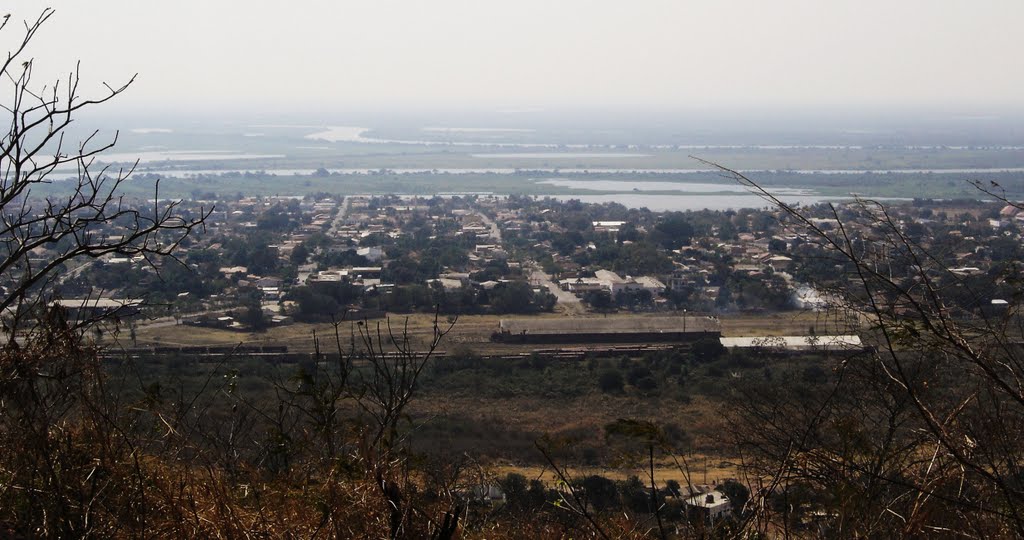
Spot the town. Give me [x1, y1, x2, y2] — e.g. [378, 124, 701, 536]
[21, 186, 1019, 532]
[4, 2, 1024, 537]
[38, 191, 1017, 342]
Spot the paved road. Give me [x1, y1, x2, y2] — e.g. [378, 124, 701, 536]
[327, 196, 352, 237]
[57, 254, 109, 285]
[131, 306, 237, 331]
[529, 266, 583, 314]
[476, 212, 502, 243]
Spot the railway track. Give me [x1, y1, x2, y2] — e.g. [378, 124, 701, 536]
[100, 343, 682, 363]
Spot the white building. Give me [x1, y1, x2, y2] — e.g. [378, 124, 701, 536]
[634, 276, 666, 294]
[357, 246, 384, 262]
[594, 270, 631, 294]
[685, 489, 731, 523]
[719, 335, 862, 352]
[595, 270, 664, 296]
[593, 220, 627, 233]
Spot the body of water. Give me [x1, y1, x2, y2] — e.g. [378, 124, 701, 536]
[472, 152, 650, 159]
[794, 167, 1024, 174]
[535, 179, 814, 195]
[128, 167, 523, 177]
[540, 193, 814, 211]
[303, 125, 574, 148]
[118, 164, 1024, 176]
[541, 193, 910, 211]
[421, 127, 535, 133]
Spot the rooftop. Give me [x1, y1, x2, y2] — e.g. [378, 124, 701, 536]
[720, 335, 862, 351]
[51, 298, 143, 309]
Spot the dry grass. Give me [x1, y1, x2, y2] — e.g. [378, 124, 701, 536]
[490, 459, 739, 487]
[406, 390, 737, 480]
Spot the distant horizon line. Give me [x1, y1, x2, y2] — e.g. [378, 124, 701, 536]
[84, 102, 1024, 122]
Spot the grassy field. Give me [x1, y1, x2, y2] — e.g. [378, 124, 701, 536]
[38, 143, 1024, 200]
[109, 144, 1024, 172]
[490, 459, 740, 488]
[53, 168, 1022, 201]
[115, 309, 850, 475]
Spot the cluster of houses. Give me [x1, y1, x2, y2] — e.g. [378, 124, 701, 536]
[207, 195, 508, 320]
[497, 196, 1023, 315]
[36, 191, 1023, 331]
[559, 269, 666, 297]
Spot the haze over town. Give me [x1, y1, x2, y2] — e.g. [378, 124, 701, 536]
[3, 3, 1024, 538]
[6, 1, 1024, 114]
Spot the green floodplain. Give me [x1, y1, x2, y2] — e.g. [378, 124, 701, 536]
[40, 122, 1024, 202]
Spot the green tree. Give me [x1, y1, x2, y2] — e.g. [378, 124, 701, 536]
[490, 281, 545, 314]
[651, 213, 694, 249]
[290, 243, 311, 265]
[597, 370, 624, 393]
[499, 473, 529, 510]
[618, 475, 651, 514]
[238, 298, 268, 331]
[585, 290, 615, 313]
[720, 479, 749, 514]
[0, 11, 208, 337]
[691, 337, 725, 363]
[581, 475, 619, 512]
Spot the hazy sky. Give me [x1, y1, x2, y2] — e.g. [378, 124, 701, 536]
[4, 1, 1023, 114]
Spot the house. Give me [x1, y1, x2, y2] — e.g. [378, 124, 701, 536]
[219, 266, 248, 277]
[764, 254, 793, 271]
[594, 270, 631, 294]
[685, 489, 731, 524]
[634, 276, 666, 295]
[427, 278, 463, 291]
[356, 246, 384, 262]
[255, 277, 283, 289]
[557, 271, 669, 297]
[475, 244, 508, 260]
[593, 221, 627, 233]
[308, 270, 344, 283]
[50, 298, 143, 319]
[348, 266, 383, 278]
[559, 277, 607, 295]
